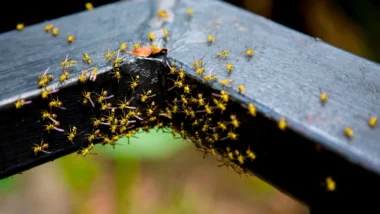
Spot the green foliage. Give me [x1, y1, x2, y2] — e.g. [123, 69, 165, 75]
[249, 177, 274, 196]
[114, 158, 139, 214]
[0, 176, 19, 195]
[59, 154, 102, 192]
[97, 129, 190, 161]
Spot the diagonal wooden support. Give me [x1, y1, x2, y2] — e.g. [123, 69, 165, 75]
[1, 0, 380, 212]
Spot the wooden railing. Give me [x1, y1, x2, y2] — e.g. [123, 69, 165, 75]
[1, 0, 379, 212]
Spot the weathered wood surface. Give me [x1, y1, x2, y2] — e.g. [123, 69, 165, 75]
[1, 0, 380, 211]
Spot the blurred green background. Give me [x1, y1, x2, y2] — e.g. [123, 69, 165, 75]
[0, 130, 308, 214]
[1, 0, 378, 213]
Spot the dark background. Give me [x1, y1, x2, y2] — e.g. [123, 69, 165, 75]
[1, 0, 379, 62]
[0, 1, 378, 213]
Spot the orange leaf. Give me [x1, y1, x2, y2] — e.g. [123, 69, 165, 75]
[128, 46, 153, 57]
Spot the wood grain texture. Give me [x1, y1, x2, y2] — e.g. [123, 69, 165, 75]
[0, 0, 380, 211]
[167, 0, 380, 174]
[0, 0, 156, 172]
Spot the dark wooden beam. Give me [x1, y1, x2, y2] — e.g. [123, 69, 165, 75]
[1, 0, 380, 212]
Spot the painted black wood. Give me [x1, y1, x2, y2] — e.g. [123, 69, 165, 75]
[0, 0, 380, 212]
